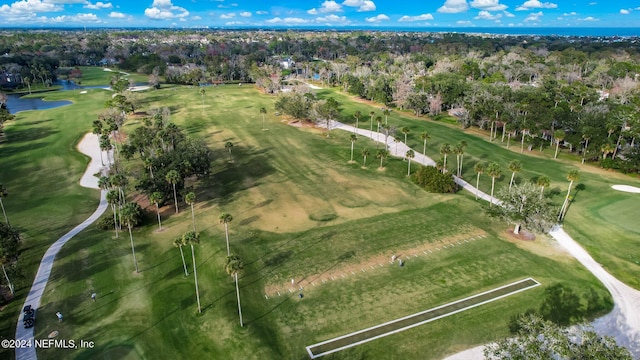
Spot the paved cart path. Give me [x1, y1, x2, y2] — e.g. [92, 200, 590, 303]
[15, 133, 109, 360]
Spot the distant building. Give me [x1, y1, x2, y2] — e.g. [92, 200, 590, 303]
[280, 58, 295, 70]
[0, 71, 22, 88]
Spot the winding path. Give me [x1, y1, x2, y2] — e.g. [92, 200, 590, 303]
[14, 133, 110, 360]
[326, 119, 640, 359]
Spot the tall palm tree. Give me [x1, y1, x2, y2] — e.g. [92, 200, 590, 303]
[369, 111, 375, 134]
[225, 141, 234, 162]
[536, 175, 550, 200]
[353, 110, 361, 133]
[185, 192, 197, 232]
[183, 230, 201, 313]
[474, 162, 485, 200]
[349, 134, 357, 162]
[165, 170, 181, 214]
[553, 130, 565, 159]
[100, 134, 113, 165]
[219, 213, 233, 256]
[106, 190, 119, 237]
[455, 141, 467, 177]
[393, 135, 401, 155]
[149, 192, 163, 231]
[173, 236, 189, 276]
[601, 142, 614, 160]
[559, 170, 580, 221]
[440, 143, 451, 173]
[376, 116, 383, 146]
[581, 133, 591, 164]
[225, 254, 245, 327]
[382, 124, 391, 150]
[199, 87, 205, 115]
[110, 173, 127, 204]
[508, 160, 522, 190]
[406, 150, 415, 176]
[487, 162, 501, 207]
[260, 107, 267, 130]
[121, 202, 141, 273]
[382, 108, 391, 125]
[420, 131, 430, 156]
[0, 184, 9, 225]
[362, 148, 370, 167]
[377, 149, 388, 169]
[401, 127, 410, 145]
[97, 175, 111, 192]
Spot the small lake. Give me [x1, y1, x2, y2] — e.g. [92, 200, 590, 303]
[5, 80, 108, 114]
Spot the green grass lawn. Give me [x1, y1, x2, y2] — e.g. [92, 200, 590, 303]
[0, 83, 632, 359]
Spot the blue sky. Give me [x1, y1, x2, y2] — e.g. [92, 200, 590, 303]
[0, 0, 638, 28]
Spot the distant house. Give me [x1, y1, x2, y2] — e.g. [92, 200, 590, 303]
[99, 58, 118, 66]
[280, 58, 295, 70]
[0, 71, 22, 88]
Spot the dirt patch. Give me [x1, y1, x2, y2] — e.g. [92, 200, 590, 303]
[263, 229, 488, 297]
[504, 228, 536, 241]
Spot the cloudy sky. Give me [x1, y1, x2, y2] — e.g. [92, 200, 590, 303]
[0, 0, 638, 28]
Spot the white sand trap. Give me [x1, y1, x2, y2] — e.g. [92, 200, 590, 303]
[80, 90, 87, 94]
[612, 185, 640, 193]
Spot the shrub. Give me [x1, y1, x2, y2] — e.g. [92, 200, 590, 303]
[411, 166, 459, 193]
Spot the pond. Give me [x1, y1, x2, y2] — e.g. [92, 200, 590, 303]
[5, 80, 108, 114]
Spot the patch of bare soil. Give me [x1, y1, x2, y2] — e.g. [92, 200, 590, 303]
[263, 229, 488, 297]
[505, 228, 535, 241]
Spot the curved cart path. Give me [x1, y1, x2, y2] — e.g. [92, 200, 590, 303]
[327, 119, 640, 359]
[15, 133, 110, 360]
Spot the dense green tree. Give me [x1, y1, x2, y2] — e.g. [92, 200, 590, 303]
[0, 223, 20, 295]
[489, 181, 556, 234]
[411, 166, 458, 193]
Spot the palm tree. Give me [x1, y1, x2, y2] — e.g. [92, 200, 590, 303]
[440, 143, 451, 173]
[260, 107, 267, 130]
[536, 175, 550, 200]
[0, 184, 9, 225]
[377, 149, 388, 169]
[508, 160, 522, 190]
[199, 87, 205, 115]
[225, 141, 234, 162]
[106, 190, 119, 237]
[474, 162, 485, 200]
[393, 135, 401, 155]
[406, 150, 415, 176]
[121, 202, 141, 273]
[219, 213, 233, 256]
[420, 131, 430, 156]
[149, 192, 163, 231]
[559, 170, 580, 221]
[110, 173, 127, 204]
[401, 127, 410, 145]
[487, 162, 501, 207]
[369, 111, 375, 134]
[183, 230, 201, 313]
[225, 254, 245, 327]
[455, 141, 467, 177]
[376, 116, 383, 146]
[185, 192, 197, 232]
[601, 142, 614, 160]
[362, 148, 370, 167]
[100, 134, 113, 165]
[553, 130, 565, 159]
[97, 175, 111, 192]
[173, 236, 189, 276]
[382, 124, 391, 150]
[353, 111, 362, 133]
[581, 133, 591, 164]
[166, 170, 181, 214]
[382, 108, 391, 125]
[349, 134, 357, 162]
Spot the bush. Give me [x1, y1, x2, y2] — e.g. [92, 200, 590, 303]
[96, 215, 115, 230]
[411, 166, 459, 193]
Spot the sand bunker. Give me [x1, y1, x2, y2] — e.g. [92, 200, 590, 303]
[612, 185, 640, 193]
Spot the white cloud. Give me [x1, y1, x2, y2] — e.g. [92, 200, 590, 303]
[45, 0, 86, 3]
[398, 13, 434, 22]
[579, 16, 598, 21]
[562, 12, 576, 16]
[503, 10, 515, 17]
[457, 20, 473, 25]
[438, 0, 469, 14]
[256, 10, 268, 14]
[0, 0, 62, 16]
[225, 21, 245, 25]
[342, 0, 376, 11]
[51, 12, 100, 23]
[475, 10, 501, 20]
[191, 15, 201, 20]
[84, 1, 112, 10]
[307, 8, 318, 15]
[239, 11, 251, 17]
[265, 17, 308, 24]
[620, 9, 630, 15]
[145, 0, 189, 20]
[316, 14, 349, 23]
[108, 11, 125, 18]
[524, 11, 543, 21]
[317, 0, 342, 13]
[470, 0, 507, 11]
[516, 0, 557, 10]
[220, 13, 235, 19]
[365, 13, 389, 22]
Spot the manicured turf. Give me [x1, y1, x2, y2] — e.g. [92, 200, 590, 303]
[0, 83, 628, 360]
